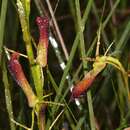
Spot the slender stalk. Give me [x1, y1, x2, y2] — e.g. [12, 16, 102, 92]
[2, 57, 16, 130]
[38, 105, 47, 130]
[103, 0, 120, 28]
[54, 0, 94, 103]
[46, 33, 81, 129]
[86, 0, 120, 57]
[75, 0, 96, 130]
[17, 1, 45, 129]
[45, 0, 69, 60]
[116, 20, 130, 52]
[17, 0, 43, 97]
[0, 0, 16, 130]
[46, 1, 94, 129]
[33, 0, 48, 17]
[46, 69, 77, 129]
[54, 32, 80, 102]
[0, 0, 8, 56]
[92, 2, 109, 47]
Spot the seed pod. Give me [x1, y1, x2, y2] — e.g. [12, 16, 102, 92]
[36, 17, 49, 67]
[8, 52, 37, 107]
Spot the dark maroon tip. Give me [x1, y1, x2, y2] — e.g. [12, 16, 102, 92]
[36, 17, 49, 29]
[8, 52, 23, 86]
[36, 16, 49, 41]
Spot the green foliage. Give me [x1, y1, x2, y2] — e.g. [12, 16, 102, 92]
[0, 0, 130, 130]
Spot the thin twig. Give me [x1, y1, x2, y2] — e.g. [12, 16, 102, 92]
[4, 46, 28, 59]
[45, 0, 69, 60]
[49, 109, 64, 130]
[11, 118, 31, 130]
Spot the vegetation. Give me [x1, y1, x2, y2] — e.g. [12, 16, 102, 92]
[0, 0, 130, 130]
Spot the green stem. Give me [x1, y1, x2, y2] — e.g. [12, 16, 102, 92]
[86, 0, 120, 57]
[103, 0, 120, 28]
[54, 0, 93, 103]
[17, 0, 43, 97]
[0, 0, 16, 130]
[46, 69, 77, 130]
[0, 0, 8, 55]
[75, 0, 96, 130]
[2, 58, 16, 130]
[17, 1, 45, 129]
[116, 20, 130, 52]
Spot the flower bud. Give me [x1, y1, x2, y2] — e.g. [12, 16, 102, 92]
[71, 70, 95, 100]
[8, 52, 37, 107]
[36, 17, 49, 67]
